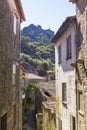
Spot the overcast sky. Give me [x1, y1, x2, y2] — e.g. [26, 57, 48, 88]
[21, 0, 76, 33]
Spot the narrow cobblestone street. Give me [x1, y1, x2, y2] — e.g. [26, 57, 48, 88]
[25, 104, 36, 130]
[25, 124, 36, 130]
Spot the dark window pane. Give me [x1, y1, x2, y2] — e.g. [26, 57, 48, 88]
[62, 83, 67, 101]
[58, 45, 62, 63]
[1, 113, 7, 130]
[67, 36, 72, 59]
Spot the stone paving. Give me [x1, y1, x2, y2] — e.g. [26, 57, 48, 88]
[25, 123, 36, 130]
[25, 104, 36, 130]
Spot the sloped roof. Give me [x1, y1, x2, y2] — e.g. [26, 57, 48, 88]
[36, 81, 56, 98]
[26, 73, 45, 80]
[52, 16, 76, 43]
[14, 0, 25, 21]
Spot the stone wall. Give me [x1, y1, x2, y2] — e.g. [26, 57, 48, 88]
[76, 0, 87, 130]
[0, 0, 21, 130]
[35, 81, 56, 130]
[42, 102, 56, 130]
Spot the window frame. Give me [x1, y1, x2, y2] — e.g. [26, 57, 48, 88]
[12, 62, 16, 85]
[13, 13, 17, 35]
[58, 45, 62, 63]
[66, 35, 72, 59]
[58, 119, 62, 130]
[78, 91, 84, 111]
[0, 113, 7, 130]
[13, 104, 16, 127]
[62, 83, 67, 105]
[70, 115, 76, 130]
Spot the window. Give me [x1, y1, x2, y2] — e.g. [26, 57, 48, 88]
[77, 23, 82, 48]
[78, 91, 84, 111]
[58, 45, 62, 63]
[58, 119, 62, 130]
[12, 62, 16, 85]
[62, 83, 67, 102]
[0, 113, 7, 130]
[13, 105, 16, 126]
[13, 14, 17, 34]
[70, 116, 76, 130]
[66, 35, 72, 59]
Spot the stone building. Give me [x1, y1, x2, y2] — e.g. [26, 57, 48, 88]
[0, 0, 25, 130]
[70, 0, 87, 130]
[52, 16, 77, 130]
[35, 81, 56, 130]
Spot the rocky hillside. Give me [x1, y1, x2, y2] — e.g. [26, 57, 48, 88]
[21, 24, 54, 43]
[21, 24, 55, 72]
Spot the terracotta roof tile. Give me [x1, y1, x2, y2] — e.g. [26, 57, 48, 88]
[14, 0, 26, 21]
[69, 0, 77, 3]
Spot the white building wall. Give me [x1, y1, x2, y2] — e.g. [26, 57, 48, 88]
[55, 24, 76, 130]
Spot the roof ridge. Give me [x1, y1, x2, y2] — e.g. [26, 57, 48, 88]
[52, 15, 76, 43]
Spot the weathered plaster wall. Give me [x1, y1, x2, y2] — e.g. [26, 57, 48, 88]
[42, 102, 56, 130]
[0, 0, 21, 130]
[76, 0, 87, 130]
[55, 24, 76, 130]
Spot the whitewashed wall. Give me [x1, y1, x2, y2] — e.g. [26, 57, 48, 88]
[55, 23, 76, 130]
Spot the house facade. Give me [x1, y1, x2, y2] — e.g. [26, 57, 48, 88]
[52, 16, 76, 130]
[0, 0, 25, 130]
[76, 1, 87, 130]
[70, 0, 87, 130]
